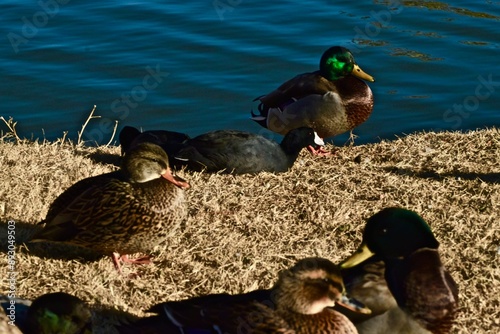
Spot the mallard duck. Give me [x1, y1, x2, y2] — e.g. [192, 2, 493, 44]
[339, 208, 459, 334]
[252, 46, 375, 143]
[121, 127, 324, 174]
[1, 292, 92, 334]
[30, 142, 190, 272]
[119, 125, 190, 157]
[118, 257, 370, 333]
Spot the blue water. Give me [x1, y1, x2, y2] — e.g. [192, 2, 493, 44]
[1, 1, 499, 145]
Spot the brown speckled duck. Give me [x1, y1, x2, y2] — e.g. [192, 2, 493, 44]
[252, 46, 374, 144]
[31, 142, 190, 272]
[339, 208, 459, 334]
[118, 257, 371, 333]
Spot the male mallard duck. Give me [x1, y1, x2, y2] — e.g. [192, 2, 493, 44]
[252, 46, 375, 144]
[118, 257, 370, 333]
[1, 292, 92, 334]
[30, 142, 190, 272]
[119, 125, 190, 156]
[121, 127, 324, 174]
[339, 208, 459, 334]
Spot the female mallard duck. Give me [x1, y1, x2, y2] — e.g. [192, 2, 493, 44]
[252, 46, 375, 143]
[118, 257, 370, 333]
[30, 142, 190, 272]
[120, 126, 324, 174]
[1, 292, 92, 334]
[339, 208, 459, 334]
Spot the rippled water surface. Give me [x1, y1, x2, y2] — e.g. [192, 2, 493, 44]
[1, 1, 499, 145]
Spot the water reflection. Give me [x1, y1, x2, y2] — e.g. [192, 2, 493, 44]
[390, 48, 444, 61]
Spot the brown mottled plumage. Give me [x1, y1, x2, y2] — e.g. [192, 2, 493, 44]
[118, 257, 370, 333]
[31, 143, 189, 271]
[251, 46, 374, 139]
[339, 208, 459, 334]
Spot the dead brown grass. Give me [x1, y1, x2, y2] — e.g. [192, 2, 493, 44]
[0, 128, 499, 333]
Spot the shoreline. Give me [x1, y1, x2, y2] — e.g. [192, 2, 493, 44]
[0, 127, 498, 333]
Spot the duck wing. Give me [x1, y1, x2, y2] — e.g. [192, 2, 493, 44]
[175, 131, 285, 174]
[41, 171, 123, 223]
[32, 179, 135, 243]
[255, 71, 335, 111]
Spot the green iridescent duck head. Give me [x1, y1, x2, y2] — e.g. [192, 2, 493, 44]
[319, 46, 375, 82]
[25, 292, 92, 334]
[341, 208, 440, 268]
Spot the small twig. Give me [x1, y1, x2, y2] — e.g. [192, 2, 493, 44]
[105, 120, 119, 147]
[0, 116, 22, 142]
[60, 131, 68, 145]
[346, 130, 358, 146]
[77, 105, 101, 145]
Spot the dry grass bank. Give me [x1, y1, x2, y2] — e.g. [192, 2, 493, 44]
[0, 128, 499, 333]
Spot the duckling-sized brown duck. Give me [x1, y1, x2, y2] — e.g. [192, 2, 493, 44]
[339, 208, 459, 334]
[1, 292, 92, 334]
[30, 142, 190, 272]
[118, 257, 371, 333]
[252, 46, 375, 144]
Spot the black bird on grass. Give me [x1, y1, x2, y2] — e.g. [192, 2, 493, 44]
[119, 125, 190, 157]
[121, 126, 324, 174]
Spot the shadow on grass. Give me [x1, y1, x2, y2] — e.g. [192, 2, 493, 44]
[92, 305, 141, 332]
[0, 220, 103, 263]
[74, 149, 122, 167]
[383, 167, 500, 184]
